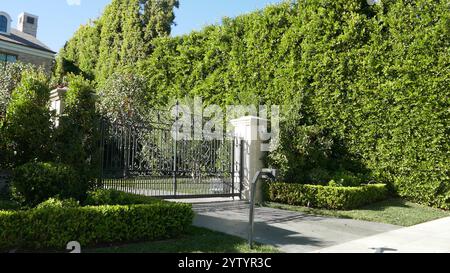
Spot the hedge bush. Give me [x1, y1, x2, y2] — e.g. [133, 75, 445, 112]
[84, 189, 162, 206]
[36, 198, 81, 209]
[54, 0, 180, 84]
[0, 62, 38, 116]
[135, 0, 448, 208]
[0, 202, 193, 250]
[53, 74, 101, 190]
[267, 182, 388, 210]
[11, 162, 83, 207]
[1, 70, 53, 168]
[60, 0, 449, 208]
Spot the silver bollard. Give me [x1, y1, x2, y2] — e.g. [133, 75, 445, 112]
[248, 169, 276, 249]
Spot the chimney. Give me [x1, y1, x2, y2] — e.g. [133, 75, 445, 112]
[17, 12, 38, 37]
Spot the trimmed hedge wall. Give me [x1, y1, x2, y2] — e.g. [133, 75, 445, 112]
[267, 182, 388, 210]
[60, 0, 449, 208]
[136, 0, 449, 209]
[0, 202, 193, 251]
[84, 189, 162, 206]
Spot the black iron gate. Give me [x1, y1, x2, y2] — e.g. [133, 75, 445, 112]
[99, 119, 242, 199]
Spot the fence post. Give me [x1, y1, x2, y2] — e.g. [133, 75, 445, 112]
[173, 101, 179, 196]
[230, 116, 266, 202]
[99, 119, 105, 189]
[231, 138, 235, 200]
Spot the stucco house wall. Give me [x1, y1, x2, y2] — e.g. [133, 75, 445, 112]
[0, 42, 54, 71]
[0, 11, 55, 71]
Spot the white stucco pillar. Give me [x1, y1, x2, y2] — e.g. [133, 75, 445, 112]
[231, 116, 266, 202]
[49, 88, 68, 127]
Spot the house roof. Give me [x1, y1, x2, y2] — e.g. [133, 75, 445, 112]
[0, 28, 55, 54]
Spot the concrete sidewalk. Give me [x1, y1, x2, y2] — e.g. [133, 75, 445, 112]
[191, 201, 400, 253]
[315, 216, 450, 253]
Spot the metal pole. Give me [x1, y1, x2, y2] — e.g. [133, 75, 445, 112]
[239, 139, 244, 200]
[248, 169, 276, 249]
[248, 171, 262, 249]
[99, 119, 105, 189]
[173, 101, 179, 196]
[231, 137, 235, 200]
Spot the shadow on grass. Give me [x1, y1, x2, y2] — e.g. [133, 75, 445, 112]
[88, 226, 279, 253]
[358, 198, 412, 211]
[267, 198, 450, 227]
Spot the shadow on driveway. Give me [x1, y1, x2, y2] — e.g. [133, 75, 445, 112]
[192, 201, 400, 253]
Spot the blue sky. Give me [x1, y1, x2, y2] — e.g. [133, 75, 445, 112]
[1, 0, 285, 52]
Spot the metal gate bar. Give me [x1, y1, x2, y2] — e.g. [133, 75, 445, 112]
[99, 118, 241, 199]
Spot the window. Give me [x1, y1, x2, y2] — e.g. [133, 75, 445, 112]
[26, 16, 35, 25]
[0, 15, 7, 33]
[0, 53, 17, 64]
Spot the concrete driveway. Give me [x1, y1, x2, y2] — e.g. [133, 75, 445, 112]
[188, 200, 400, 253]
[315, 216, 450, 253]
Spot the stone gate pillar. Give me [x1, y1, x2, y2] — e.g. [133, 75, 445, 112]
[231, 116, 266, 202]
[49, 88, 68, 127]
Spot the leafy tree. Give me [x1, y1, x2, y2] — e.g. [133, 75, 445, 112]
[0, 62, 39, 116]
[53, 0, 449, 208]
[97, 0, 179, 83]
[140, 0, 180, 47]
[54, 74, 101, 192]
[120, 0, 147, 65]
[1, 70, 53, 168]
[55, 0, 179, 84]
[96, 0, 125, 84]
[53, 20, 101, 83]
[98, 71, 152, 124]
[135, 0, 449, 208]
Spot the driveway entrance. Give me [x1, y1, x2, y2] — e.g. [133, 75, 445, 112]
[189, 201, 400, 253]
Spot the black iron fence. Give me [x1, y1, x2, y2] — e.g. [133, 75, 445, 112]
[99, 118, 242, 199]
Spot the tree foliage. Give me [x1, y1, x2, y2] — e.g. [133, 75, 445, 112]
[135, 0, 449, 208]
[57, 0, 449, 208]
[97, 71, 151, 124]
[0, 63, 40, 117]
[54, 21, 101, 82]
[54, 74, 101, 190]
[1, 70, 53, 168]
[55, 0, 179, 84]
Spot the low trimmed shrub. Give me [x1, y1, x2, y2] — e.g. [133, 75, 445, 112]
[330, 170, 367, 187]
[84, 189, 161, 206]
[267, 182, 388, 210]
[0, 202, 194, 250]
[36, 198, 80, 209]
[11, 162, 83, 207]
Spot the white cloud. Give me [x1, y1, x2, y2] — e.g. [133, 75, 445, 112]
[67, 0, 81, 6]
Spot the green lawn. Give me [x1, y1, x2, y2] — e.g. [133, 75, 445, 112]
[266, 198, 450, 227]
[88, 226, 279, 253]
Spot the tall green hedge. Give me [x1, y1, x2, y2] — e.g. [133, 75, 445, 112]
[60, 0, 449, 208]
[135, 0, 449, 208]
[55, 0, 179, 84]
